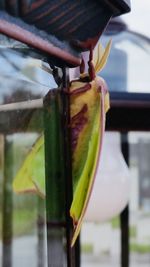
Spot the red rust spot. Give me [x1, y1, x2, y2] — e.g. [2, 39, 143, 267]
[31, 0, 46, 10]
[72, 35, 100, 51]
[70, 83, 91, 95]
[71, 104, 88, 123]
[71, 104, 88, 151]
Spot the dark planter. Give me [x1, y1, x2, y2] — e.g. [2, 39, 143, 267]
[0, 0, 130, 66]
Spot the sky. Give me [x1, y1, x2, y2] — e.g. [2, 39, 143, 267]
[122, 0, 150, 36]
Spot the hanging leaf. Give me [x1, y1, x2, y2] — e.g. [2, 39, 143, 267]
[12, 40, 111, 246]
[69, 41, 111, 245]
[13, 135, 45, 198]
[70, 77, 109, 246]
[93, 40, 112, 73]
[93, 42, 104, 72]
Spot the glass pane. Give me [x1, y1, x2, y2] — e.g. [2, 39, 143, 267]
[81, 132, 150, 267]
[122, 0, 150, 36]
[129, 132, 150, 267]
[100, 32, 150, 94]
[81, 132, 128, 266]
[99, 0, 150, 95]
[0, 134, 47, 267]
[0, 37, 57, 267]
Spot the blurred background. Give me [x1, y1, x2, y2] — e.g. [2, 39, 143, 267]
[0, 1, 150, 267]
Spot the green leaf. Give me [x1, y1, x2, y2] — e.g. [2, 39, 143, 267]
[13, 135, 45, 198]
[70, 77, 109, 246]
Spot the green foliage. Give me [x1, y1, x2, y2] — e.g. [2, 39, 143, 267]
[0, 208, 38, 239]
[13, 209, 37, 237]
[82, 243, 93, 254]
[130, 243, 150, 254]
[0, 213, 1, 238]
[13, 135, 45, 197]
[129, 225, 137, 238]
[111, 216, 120, 229]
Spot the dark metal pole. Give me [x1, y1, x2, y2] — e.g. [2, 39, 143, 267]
[62, 67, 82, 267]
[43, 66, 80, 267]
[75, 236, 81, 267]
[43, 88, 66, 267]
[120, 133, 129, 267]
[2, 135, 13, 267]
[62, 67, 75, 266]
[37, 197, 45, 267]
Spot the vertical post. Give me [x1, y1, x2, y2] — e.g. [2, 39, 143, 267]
[61, 67, 76, 267]
[43, 88, 66, 267]
[2, 135, 13, 267]
[120, 133, 129, 267]
[43, 67, 80, 267]
[75, 236, 81, 267]
[37, 197, 45, 267]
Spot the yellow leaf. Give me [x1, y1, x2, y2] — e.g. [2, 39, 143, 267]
[13, 135, 45, 198]
[94, 40, 112, 74]
[93, 43, 104, 72]
[70, 77, 110, 246]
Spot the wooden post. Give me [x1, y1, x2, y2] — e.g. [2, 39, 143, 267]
[2, 135, 13, 267]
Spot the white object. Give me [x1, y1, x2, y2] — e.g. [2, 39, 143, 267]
[85, 133, 130, 222]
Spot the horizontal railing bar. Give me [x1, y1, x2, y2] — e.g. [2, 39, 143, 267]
[0, 98, 43, 111]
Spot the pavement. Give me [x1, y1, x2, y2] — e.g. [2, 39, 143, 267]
[0, 235, 150, 267]
[82, 254, 150, 267]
